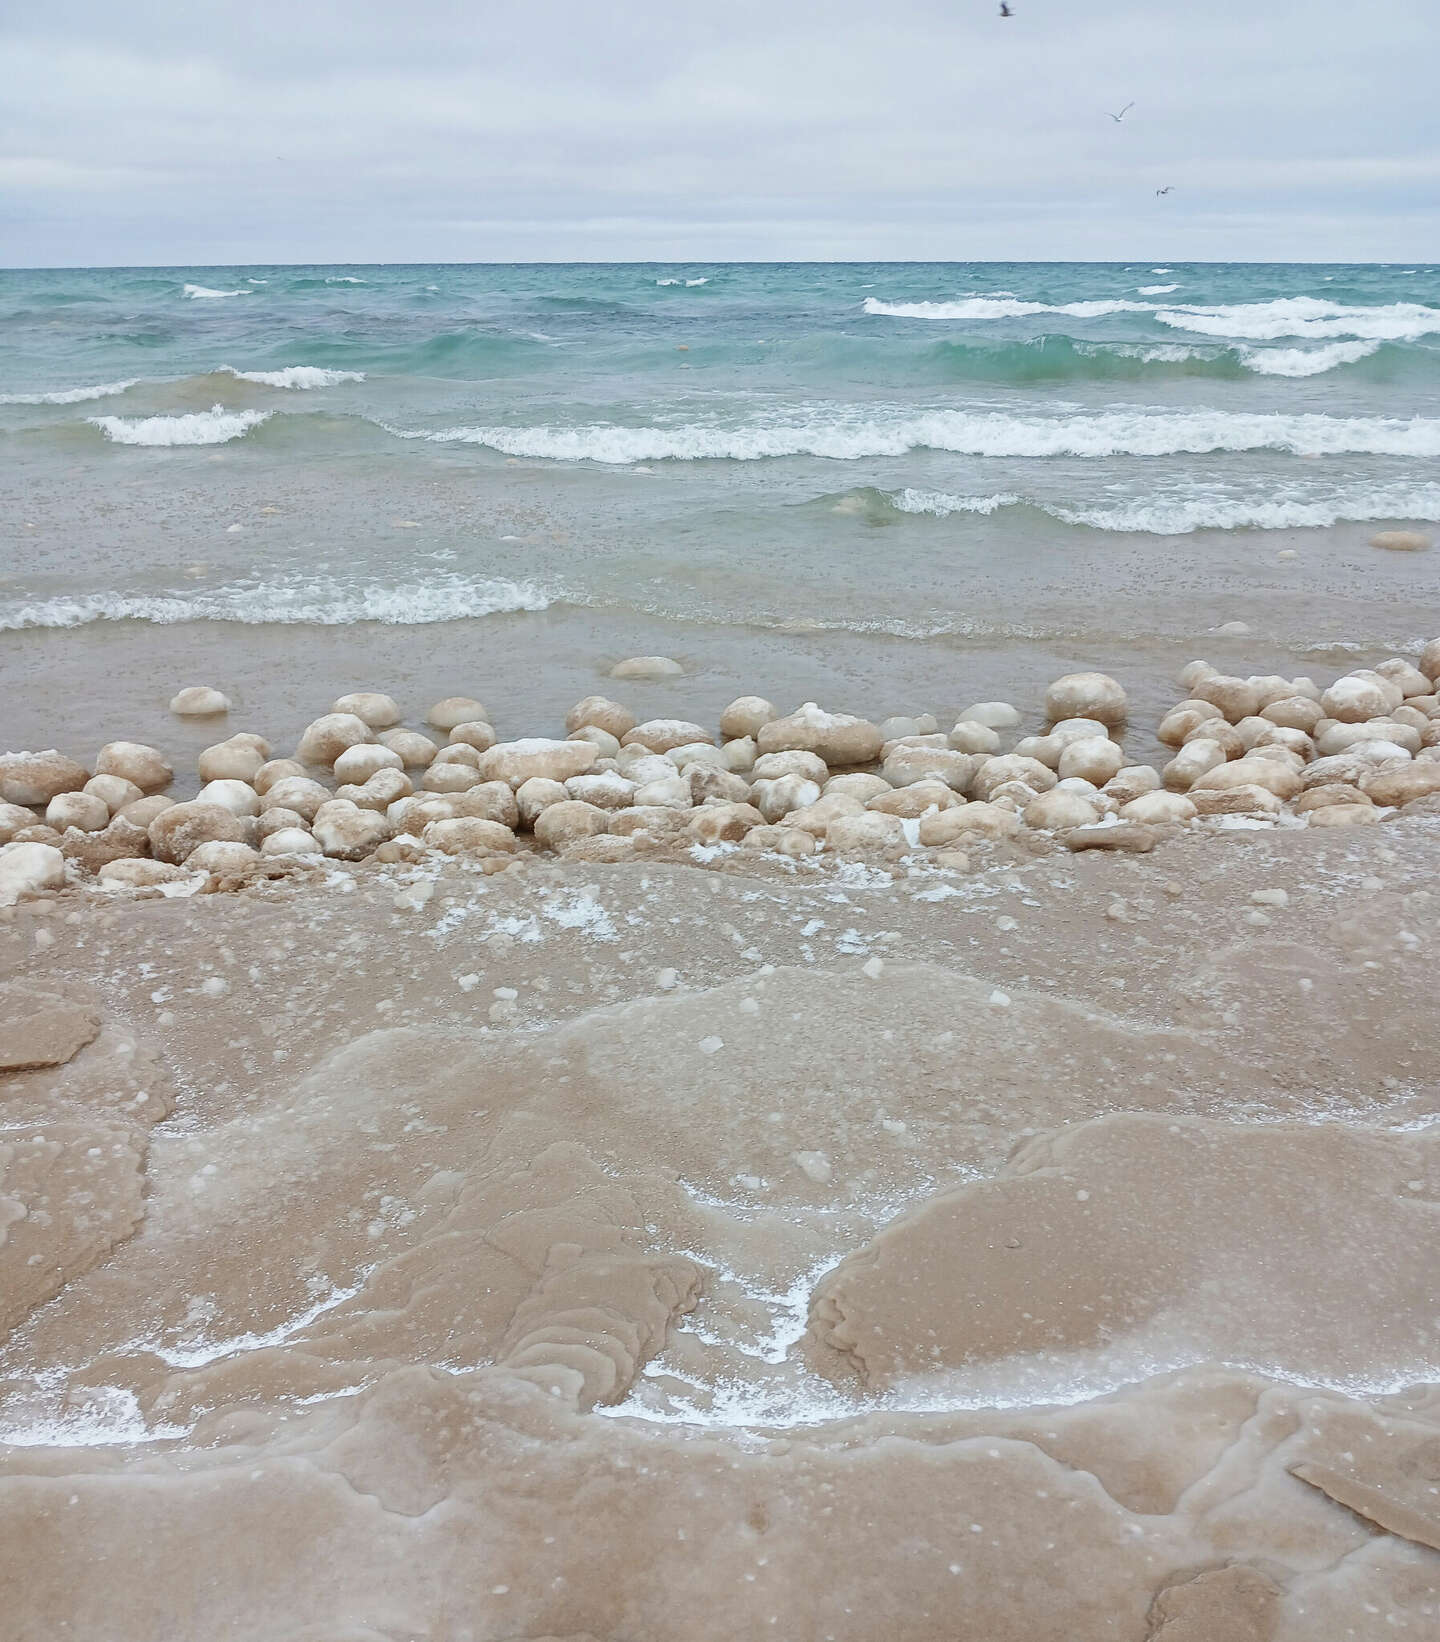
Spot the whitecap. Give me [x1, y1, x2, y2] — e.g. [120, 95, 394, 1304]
[1237, 339, 1382, 377]
[221, 365, 365, 389]
[182, 283, 250, 299]
[888, 490, 1022, 517]
[386, 407, 1440, 463]
[1157, 296, 1440, 342]
[1137, 283, 1179, 295]
[1052, 486, 1440, 534]
[0, 574, 553, 630]
[863, 296, 1156, 320]
[87, 405, 272, 446]
[325, 275, 366, 284]
[882, 481, 1440, 535]
[0, 379, 138, 405]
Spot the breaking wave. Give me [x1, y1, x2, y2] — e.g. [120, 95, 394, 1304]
[1236, 340, 1383, 377]
[0, 575, 553, 630]
[221, 366, 366, 389]
[866, 291, 1440, 348]
[883, 481, 1440, 534]
[1156, 297, 1440, 342]
[182, 283, 251, 299]
[388, 407, 1440, 463]
[0, 379, 139, 405]
[888, 489, 1021, 517]
[87, 406, 273, 446]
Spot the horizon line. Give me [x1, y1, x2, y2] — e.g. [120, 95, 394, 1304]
[2, 257, 1433, 274]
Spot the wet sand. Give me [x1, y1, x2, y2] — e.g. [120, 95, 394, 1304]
[3, 808, 1439, 1638]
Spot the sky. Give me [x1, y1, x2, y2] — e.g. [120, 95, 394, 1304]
[3, 0, 1437, 266]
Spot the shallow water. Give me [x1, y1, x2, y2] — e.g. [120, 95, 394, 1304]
[3, 262, 1439, 738]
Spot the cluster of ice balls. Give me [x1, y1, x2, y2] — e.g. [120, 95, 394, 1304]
[2, 643, 1438, 906]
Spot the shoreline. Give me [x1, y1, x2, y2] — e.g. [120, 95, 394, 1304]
[3, 639, 1438, 899]
[4, 581, 1440, 775]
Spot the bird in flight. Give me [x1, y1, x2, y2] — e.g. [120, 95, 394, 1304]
[1155, 185, 1174, 196]
[999, 3, 1013, 15]
[1107, 102, 1136, 123]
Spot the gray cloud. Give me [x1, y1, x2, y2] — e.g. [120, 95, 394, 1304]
[3, 0, 1437, 264]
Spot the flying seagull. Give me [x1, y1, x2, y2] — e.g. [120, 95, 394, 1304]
[999, 3, 1012, 15]
[1107, 102, 1136, 123]
[1155, 185, 1174, 196]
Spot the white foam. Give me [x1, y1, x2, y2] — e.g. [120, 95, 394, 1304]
[656, 277, 710, 286]
[391, 407, 1440, 463]
[863, 296, 1156, 320]
[1157, 297, 1440, 341]
[884, 481, 1440, 535]
[889, 489, 1021, 516]
[182, 283, 250, 299]
[0, 574, 552, 630]
[221, 365, 365, 389]
[88, 405, 272, 446]
[0, 379, 138, 405]
[864, 290, 1440, 345]
[324, 275, 366, 284]
[1237, 339, 1382, 376]
[1053, 482, 1440, 534]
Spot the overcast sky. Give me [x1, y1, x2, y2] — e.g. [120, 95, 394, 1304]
[3, 0, 1437, 266]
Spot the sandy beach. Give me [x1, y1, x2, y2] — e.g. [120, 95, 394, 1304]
[7, 0, 1440, 1622]
[3, 642, 1440, 1638]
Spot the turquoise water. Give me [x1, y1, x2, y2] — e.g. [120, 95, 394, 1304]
[2, 262, 1439, 748]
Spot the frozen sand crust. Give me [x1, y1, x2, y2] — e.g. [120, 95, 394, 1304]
[809, 1113, 1440, 1389]
[2, 826, 1440, 1637]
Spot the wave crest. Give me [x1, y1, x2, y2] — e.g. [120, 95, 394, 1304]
[866, 290, 1440, 346]
[183, 283, 250, 300]
[387, 408, 1440, 463]
[87, 406, 273, 446]
[1157, 297, 1440, 342]
[222, 366, 366, 389]
[881, 482, 1440, 535]
[864, 296, 1155, 320]
[1237, 340, 1382, 377]
[0, 379, 138, 405]
[888, 489, 1021, 517]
